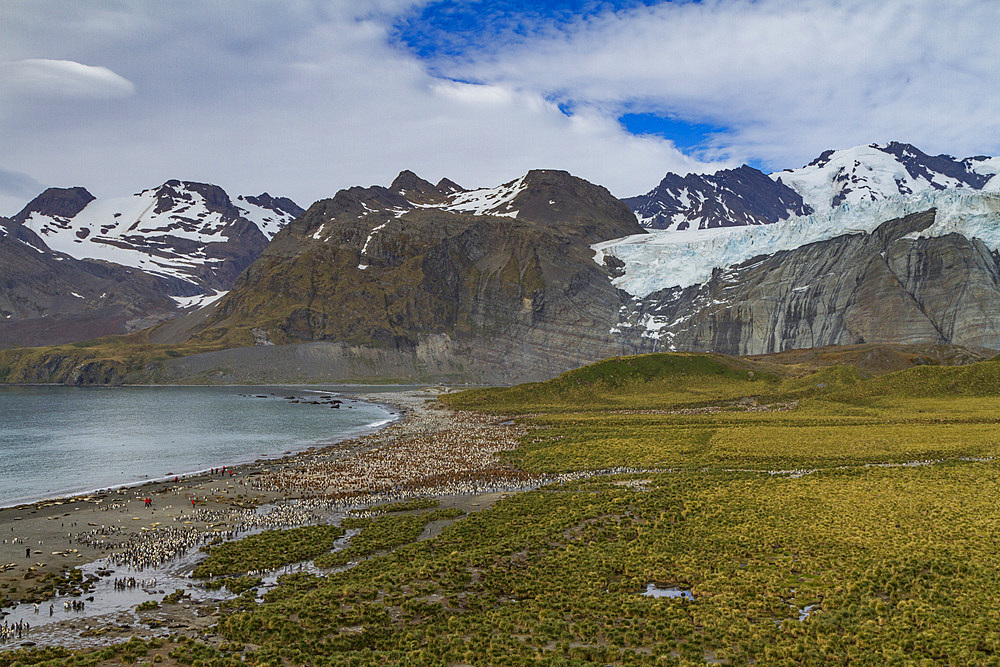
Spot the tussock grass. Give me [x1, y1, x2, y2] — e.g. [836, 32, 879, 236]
[193, 525, 346, 578]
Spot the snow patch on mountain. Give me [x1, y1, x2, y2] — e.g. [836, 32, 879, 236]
[358, 222, 389, 269]
[17, 182, 301, 289]
[170, 290, 228, 309]
[595, 190, 1000, 297]
[444, 176, 525, 218]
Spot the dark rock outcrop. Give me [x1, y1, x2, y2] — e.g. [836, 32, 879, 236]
[624, 165, 812, 230]
[11, 187, 95, 225]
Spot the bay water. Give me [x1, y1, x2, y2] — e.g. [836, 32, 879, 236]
[0, 385, 395, 508]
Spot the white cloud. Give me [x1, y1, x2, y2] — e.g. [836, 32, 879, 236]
[0, 59, 134, 98]
[0, 1, 722, 211]
[0, 0, 995, 216]
[444, 0, 1000, 169]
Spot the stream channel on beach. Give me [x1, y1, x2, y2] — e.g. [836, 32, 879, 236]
[0, 385, 394, 508]
[0, 501, 358, 649]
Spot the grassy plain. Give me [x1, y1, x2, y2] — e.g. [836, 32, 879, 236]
[8, 352, 1000, 665]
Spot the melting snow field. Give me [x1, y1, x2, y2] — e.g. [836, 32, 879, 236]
[594, 190, 1000, 297]
[445, 176, 525, 218]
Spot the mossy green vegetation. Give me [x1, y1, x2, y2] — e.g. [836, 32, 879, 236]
[315, 508, 465, 568]
[445, 353, 1000, 472]
[364, 497, 440, 513]
[190, 464, 1000, 665]
[442, 352, 793, 414]
[0, 329, 237, 385]
[193, 524, 346, 578]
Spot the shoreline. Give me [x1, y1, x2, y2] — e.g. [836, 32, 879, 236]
[0, 387, 533, 651]
[0, 391, 422, 608]
[0, 387, 530, 652]
[0, 387, 406, 512]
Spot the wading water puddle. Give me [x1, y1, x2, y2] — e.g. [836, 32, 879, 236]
[643, 583, 694, 600]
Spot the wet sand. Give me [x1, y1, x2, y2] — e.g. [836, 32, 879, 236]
[0, 388, 532, 650]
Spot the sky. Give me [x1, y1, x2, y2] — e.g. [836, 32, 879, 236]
[1, 0, 998, 216]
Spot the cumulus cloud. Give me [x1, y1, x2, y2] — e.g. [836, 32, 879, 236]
[0, 1, 720, 208]
[0, 59, 134, 98]
[441, 0, 1000, 169]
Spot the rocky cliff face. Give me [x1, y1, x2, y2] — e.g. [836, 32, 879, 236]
[187, 170, 647, 383]
[623, 209, 1000, 355]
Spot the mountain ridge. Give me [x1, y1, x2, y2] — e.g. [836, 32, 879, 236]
[628, 141, 1000, 231]
[11, 180, 304, 293]
[0, 180, 303, 349]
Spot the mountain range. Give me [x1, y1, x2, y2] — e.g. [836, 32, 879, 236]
[626, 142, 1000, 230]
[2, 141, 999, 383]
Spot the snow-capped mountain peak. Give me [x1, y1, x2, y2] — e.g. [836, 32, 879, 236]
[772, 142, 995, 211]
[11, 181, 303, 292]
[623, 165, 811, 231]
[628, 142, 1000, 232]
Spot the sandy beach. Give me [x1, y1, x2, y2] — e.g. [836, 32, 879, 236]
[0, 388, 536, 650]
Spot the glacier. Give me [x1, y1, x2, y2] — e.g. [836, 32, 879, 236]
[594, 189, 1000, 298]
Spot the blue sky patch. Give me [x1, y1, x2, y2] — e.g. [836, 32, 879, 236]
[392, 1, 663, 61]
[618, 112, 724, 151]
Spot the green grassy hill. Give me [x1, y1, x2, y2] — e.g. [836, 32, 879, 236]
[445, 352, 1000, 473]
[442, 352, 865, 414]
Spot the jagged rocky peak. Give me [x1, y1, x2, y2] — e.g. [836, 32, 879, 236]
[306, 169, 641, 244]
[624, 164, 812, 231]
[492, 169, 644, 242]
[12, 186, 95, 224]
[629, 141, 1000, 231]
[151, 179, 235, 216]
[240, 192, 305, 219]
[436, 177, 464, 194]
[390, 169, 434, 194]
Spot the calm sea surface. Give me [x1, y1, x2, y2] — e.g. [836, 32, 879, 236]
[0, 385, 395, 507]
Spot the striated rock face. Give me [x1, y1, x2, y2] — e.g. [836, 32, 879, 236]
[626, 209, 1000, 355]
[187, 169, 647, 383]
